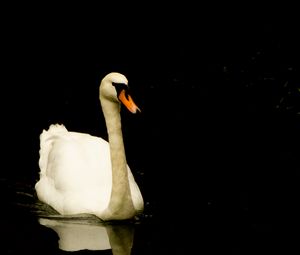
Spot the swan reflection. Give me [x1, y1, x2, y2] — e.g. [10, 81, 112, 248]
[38, 215, 134, 254]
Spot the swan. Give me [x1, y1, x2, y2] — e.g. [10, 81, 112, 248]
[35, 72, 144, 221]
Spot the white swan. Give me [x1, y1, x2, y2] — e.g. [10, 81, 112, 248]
[35, 72, 144, 221]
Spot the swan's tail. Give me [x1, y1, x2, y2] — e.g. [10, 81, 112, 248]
[38, 124, 68, 175]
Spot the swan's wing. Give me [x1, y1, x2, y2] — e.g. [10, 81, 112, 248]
[127, 166, 144, 213]
[38, 124, 69, 175]
[36, 129, 113, 214]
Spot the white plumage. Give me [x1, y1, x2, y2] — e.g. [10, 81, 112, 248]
[35, 72, 144, 220]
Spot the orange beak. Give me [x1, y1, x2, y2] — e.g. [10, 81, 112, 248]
[118, 89, 141, 114]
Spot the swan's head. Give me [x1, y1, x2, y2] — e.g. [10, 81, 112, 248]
[100, 72, 140, 114]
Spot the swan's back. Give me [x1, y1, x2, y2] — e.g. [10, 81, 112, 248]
[35, 124, 143, 217]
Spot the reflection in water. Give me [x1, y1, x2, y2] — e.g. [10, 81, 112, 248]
[38, 216, 134, 254]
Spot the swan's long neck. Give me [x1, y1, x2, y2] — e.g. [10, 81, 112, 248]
[100, 98, 136, 220]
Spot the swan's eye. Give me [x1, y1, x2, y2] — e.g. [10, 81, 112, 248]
[112, 82, 129, 99]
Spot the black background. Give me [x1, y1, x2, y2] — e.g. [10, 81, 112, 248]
[1, 4, 300, 254]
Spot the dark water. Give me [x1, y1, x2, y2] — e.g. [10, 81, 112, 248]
[2, 8, 300, 254]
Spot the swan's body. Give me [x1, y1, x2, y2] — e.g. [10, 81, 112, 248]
[35, 72, 144, 221]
